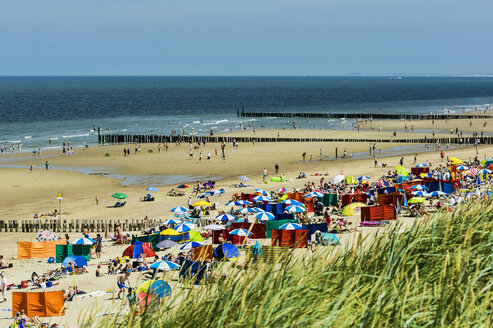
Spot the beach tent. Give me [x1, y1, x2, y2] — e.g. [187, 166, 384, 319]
[12, 291, 65, 318]
[341, 203, 366, 216]
[61, 255, 87, 268]
[122, 241, 156, 258]
[132, 234, 161, 251]
[189, 230, 204, 242]
[320, 233, 341, 246]
[160, 229, 190, 243]
[136, 280, 171, 312]
[55, 244, 91, 263]
[214, 243, 240, 260]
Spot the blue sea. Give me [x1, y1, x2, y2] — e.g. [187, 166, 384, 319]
[1, 76, 493, 151]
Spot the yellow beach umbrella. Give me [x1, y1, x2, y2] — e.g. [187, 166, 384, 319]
[450, 157, 462, 165]
[160, 229, 180, 236]
[341, 202, 366, 216]
[193, 201, 210, 207]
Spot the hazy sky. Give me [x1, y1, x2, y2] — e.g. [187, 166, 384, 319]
[1, 0, 492, 75]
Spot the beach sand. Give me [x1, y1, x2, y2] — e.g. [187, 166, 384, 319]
[0, 124, 492, 326]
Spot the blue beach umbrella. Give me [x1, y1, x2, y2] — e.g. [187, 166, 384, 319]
[254, 188, 268, 196]
[305, 191, 323, 198]
[410, 185, 428, 190]
[146, 187, 160, 192]
[214, 243, 240, 260]
[281, 199, 304, 206]
[161, 218, 182, 225]
[239, 207, 257, 214]
[456, 165, 470, 170]
[170, 207, 188, 213]
[415, 164, 428, 168]
[230, 228, 252, 236]
[357, 176, 370, 181]
[174, 224, 191, 233]
[226, 201, 242, 206]
[180, 241, 206, 250]
[215, 214, 235, 222]
[412, 191, 429, 197]
[286, 205, 306, 213]
[255, 212, 275, 221]
[429, 191, 446, 197]
[150, 261, 180, 271]
[71, 237, 95, 245]
[279, 223, 304, 230]
[62, 255, 87, 268]
[253, 195, 271, 202]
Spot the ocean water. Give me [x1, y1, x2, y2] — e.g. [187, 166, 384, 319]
[1, 76, 493, 151]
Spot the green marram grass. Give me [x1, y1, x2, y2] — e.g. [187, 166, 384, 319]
[89, 200, 493, 327]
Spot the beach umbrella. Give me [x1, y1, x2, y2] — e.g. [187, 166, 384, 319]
[286, 205, 306, 213]
[174, 224, 191, 233]
[36, 230, 57, 242]
[62, 255, 87, 268]
[450, 157, 462, 165]
[71, 237, 95, 245]
[410, 185, 428, 190]
[239, 176, 251, 182]
[305, 191, 323, 198]
[279, 223, 304, 230]
[239, 207, 257, 214]
[254, 188, 268, 196]
[346, 176, 357, 184]
[214, 243, 240, 260]
[357, 176, 370, 181]
[156, 240, 179, 249]
[478, 169, 492, 174]
[215, 214, 235, 222]
[429, 191, 446, 198]
[205, 190, 223, 196]
[150, 261, 180, 271]
[396, 166, 409, 177]
[159, 229, 181, 236]
[146, 187, 160, 192]
[193, 201, 210, 207]
[225, 201, 243, 206]
[277, 187, 288, 193]
[415, 164, 428, 168]
[136, 280, 172, 309]
[420, 172, 433, 179]
[238, 200, 252, 205]
[408, 197, 426, 204]
[456, 165, 470, 170]
[177, 184, 190, 189]
[332, 174, 345, 185]
[253, 195, 271, 202]
[161, 218, 182, 225]
[229, 228, 252, 236]
[112, 193, 128, 199]
[203, 224, 225, 230]
[281, 199, 304, 206]
[181, 222, 195, 229]
[412, 191, 429, 197]
[341, 202, 366, 216]
[123, 241, 156, 258]
[170, 207, 188, 213]
[180, 241, 206, 250]
[255, 212, 275, 221]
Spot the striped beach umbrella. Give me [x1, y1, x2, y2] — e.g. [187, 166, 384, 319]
[357, 176, 370, 181]
[253, 195, 271, 202]
[170, 207, 188, 213]
[161, 218, 182, 225]
[429, 191, 446, 197]
[286, 205, 306, 213]
[229, 228, 252, 236]
[255, 212, 275, 221]
[174, 224, 191, 233]
[456, 165, 470, 170]
[150, 260, 180, 271]
[415, 164, 428, 168]
[36, 230, 57, 242]
[239, 207, 257, 214]
[305, 191, 323, 198]
[410, 185, 427, 190]
[412, 191, 429, 197]
[215, 214, 235, 222]
[478, 169, 492, 174]
[225, 201, 242, 206]
[254, 188, 268, 196]
[71, 237, 95, 245]
[281, 199, 304, 207]
[180, 241, 206, 250]
[238, 200, 252, 205]
[279, 223, 304, 230]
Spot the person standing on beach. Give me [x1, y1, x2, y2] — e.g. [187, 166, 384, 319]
[95, 234, 102, 259]
[275, 163, 279, 174]
[199, 152, 203, 163]
[263, 168, 267, 182]
[0, 272, 7, 303]
[117, 271, 131, 299]
[207, 152, 211, 161]
[95, 196, 99, 205]
[45, 161, 49, 170]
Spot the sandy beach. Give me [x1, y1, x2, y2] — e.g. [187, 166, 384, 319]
[0, 123, 492, 326]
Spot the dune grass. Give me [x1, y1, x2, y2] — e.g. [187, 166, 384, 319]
[90, 200, 493, 327]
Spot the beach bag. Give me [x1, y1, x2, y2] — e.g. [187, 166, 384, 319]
[47, 257, 55, 263]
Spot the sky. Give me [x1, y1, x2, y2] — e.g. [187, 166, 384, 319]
[0, 0, 492, 76]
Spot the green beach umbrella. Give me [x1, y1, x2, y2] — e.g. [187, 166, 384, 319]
[112, 193, 128, 199]
[408, 197, 426, 204]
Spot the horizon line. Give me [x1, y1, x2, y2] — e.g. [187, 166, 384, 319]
[1, 74, 493, 78]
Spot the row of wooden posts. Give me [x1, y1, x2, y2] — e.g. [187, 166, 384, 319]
[0, 218, 161, 233]
[99, 134, 492, 145]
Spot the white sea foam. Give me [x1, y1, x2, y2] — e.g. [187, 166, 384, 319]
[61, 133, 90, 138]
[193, 121, 200, 124]
[24, 136, 32, 139]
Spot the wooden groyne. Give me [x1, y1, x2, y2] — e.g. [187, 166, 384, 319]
[238, 109, 493, 120]
[0, 218, 160, 234]
[99, 134, 493, 145]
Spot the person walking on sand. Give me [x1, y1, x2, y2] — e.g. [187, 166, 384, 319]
[207, 152, 211, 161]
[275, 163, 279, 174]
[95, 195, 99, 205]
[117, 271, 131, 299]
[199, 152, 203, 163]
[95, 234, 102, 259]
[45, 161, 49, 170]
[0, 272, 7, 303]
[263, 168, 268, 182]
